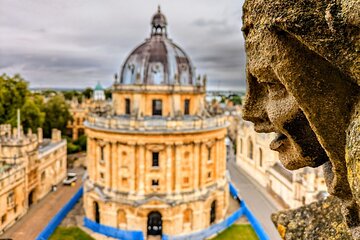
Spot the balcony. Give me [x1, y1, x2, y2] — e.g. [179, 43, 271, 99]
[85, 115, 228, 133]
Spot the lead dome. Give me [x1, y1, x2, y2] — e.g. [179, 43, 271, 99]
[119, 7, 196, 86]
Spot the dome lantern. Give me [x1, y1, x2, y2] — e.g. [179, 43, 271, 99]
[118, 6, 197, 86]
[151, 6, 167, 36]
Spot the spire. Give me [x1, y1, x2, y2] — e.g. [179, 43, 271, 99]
[158, 5, 161, 13]
[17, 108, 20, 139]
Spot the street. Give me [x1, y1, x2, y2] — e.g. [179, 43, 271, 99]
[228, 160, 282, 240]
[1, 168, 84, 240]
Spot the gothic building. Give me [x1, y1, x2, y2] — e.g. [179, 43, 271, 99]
[0, 124, 66, 233]
[83, 7, 229, 237]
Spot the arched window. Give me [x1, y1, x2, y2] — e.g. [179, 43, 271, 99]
[117, 209, 126, 226]
[259, 148, 263, 167]
[247, 138, 253, 160]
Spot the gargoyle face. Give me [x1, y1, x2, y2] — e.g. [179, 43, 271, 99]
[242, 30, 329, 170]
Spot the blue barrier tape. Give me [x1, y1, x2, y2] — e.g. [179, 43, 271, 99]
[84, 217, 144, 240]
[36, 182, 269, 240]
[162, 183, 269, 240]
[36, 186, 84, 240]
[242, 201, 270, 240]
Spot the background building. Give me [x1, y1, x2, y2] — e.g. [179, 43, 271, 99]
[0, 123, 67, 233]
[236, 116, 327, 209]
[67, 82, 109, 140]
[84, 7, 229, 238]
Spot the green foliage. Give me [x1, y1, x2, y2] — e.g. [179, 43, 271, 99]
[42, 95, 72, 138]
[0, 74, 29, 124]
[220, 95, 226, 104]
[67, 141, 81, 154]
[63, 90, 81, 101]
[211, 224, 259, 240]
[104, 89, 112, 100]
[229, 95, 242, 105]
[7, 98, 45, 132]
[50, 227, 95, 240]
[82, 88, 93, 99]
[74, 135, 87, 151]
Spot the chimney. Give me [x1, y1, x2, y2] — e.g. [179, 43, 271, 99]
[51, 129, 61, 143]
[37, 128, 43, 144]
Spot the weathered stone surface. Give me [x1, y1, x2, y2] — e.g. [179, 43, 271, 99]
[242, 0, 359, 238]
[272, 196, 351, 240]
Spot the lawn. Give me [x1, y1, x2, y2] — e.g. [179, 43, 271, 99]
[50, 226, 95, 240]
[211, 224, 259, 240]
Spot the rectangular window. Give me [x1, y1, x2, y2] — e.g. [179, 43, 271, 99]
[152, 179, 159, 186]
[152, 152, 159, 167]
[100, 172, 104, 179]
[7, 192, 14, 206]
[100, 146, 104, 162]
[125, 98, 131, 115]
[184, 99, 190, 115]
[1, 214, 6, 224]
[152, 99, 162, 116]
[208, 147, 212, 161]
[183, 177, 189, 184]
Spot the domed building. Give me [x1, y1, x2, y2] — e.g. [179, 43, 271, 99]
[84, 7, 229, 238]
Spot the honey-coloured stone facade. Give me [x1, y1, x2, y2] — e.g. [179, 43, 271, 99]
[83, 7, 229, 237]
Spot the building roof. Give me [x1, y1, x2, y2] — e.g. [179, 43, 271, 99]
[119, 7, 196, 86]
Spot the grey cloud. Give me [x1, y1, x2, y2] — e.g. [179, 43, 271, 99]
[192, 19, 227, 27]
[0, 0, 246, 90]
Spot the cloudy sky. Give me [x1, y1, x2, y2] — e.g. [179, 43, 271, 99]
[0, 0, 246, 90]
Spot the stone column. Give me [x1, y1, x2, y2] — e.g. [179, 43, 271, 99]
[111, 142, 118, 191]
[93, 139, 98, 183]
[128, 142, 136, 194]
[137, 144, 145, 195]
[175, 143, 182, 193]
[220, 137, 225, 178]
[200, 142, 207, 189]
[215, 139, 220, 180]
[106, 143, 112, 189]
[166, 144, 173, 194]
[193, 141, 200, 191]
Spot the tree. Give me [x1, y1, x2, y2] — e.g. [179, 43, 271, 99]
[229, 95, 242, 105]
[43, 95, 72, 137]
[0, 74, 29, 124]
[8, 98, 45, 133]
[82, 88, 93, 99]
[105, 89, 112, 100]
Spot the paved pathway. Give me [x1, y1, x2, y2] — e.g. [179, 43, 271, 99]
[1, 168, 84, 240]
[228, 160, 282, 240]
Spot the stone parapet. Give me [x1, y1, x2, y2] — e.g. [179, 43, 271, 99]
[85, 115, 228, 133]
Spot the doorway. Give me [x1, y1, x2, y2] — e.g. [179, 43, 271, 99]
[94, 201, 100, 223]
[210, 200, 216, 224]
[28, 190, 35, 207]
[147, 211, 162, 236]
